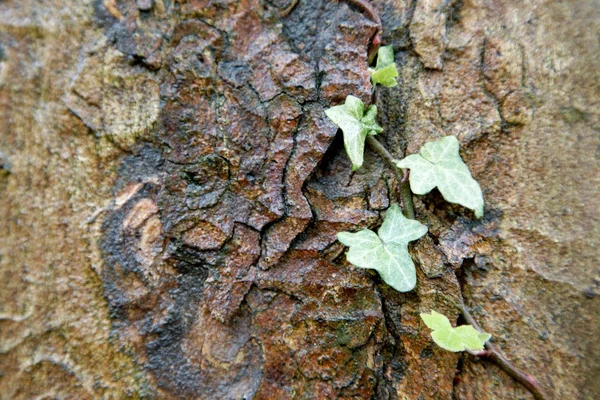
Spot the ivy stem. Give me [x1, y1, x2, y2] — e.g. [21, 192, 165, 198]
[356, 2, 548, 398]
[344, 0, 383, 63]
[278, 0, 299, 17]
[460, 303, 550, 400]
[281, 0, 383, 62]
[365, 135, 415, 219]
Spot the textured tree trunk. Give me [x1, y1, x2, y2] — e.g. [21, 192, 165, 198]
[1, 0, 598, 399]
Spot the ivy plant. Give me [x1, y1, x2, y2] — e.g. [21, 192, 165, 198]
[421, 311, 491, 352]
[336, 204, 427, 292]
[325, 103, 485, 289]
[324, 15, 549, 399]
[369, 45, 399, 87]
[324, 95, 383, 170]
[397, 136, 484, 218]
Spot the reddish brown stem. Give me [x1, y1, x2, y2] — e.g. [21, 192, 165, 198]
[343, 0, 383, 63]
[366, 136, 415, 219]
[365, 136, 414, 219]
[346, 2, 547, 397]
[461, 304, 550, 400]
[345, 0, 381, 26]
[287, 1, 383, 60]
[278, 0, 299, 17]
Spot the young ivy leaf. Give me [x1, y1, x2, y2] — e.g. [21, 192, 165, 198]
[397, 136, 485, 218]
[369, 45, 399, 87]
[336, 204, 427, 292]
[325, 95, 383, 171]
[421, 310, 492, 352]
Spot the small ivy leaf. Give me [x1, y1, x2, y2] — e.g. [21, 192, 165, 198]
[421, 310, 452, 331]
[336, 204, 427, 292]
[420, 311, 492, 352]
[478, 332, 492, 345]
[360, 103, 382, 135]
[336, 230, 382, 270]
[325, 95, 383, 170]
[369, 45, 399, 87]
[397, 136, 485, 218]
[375, 242, 417, 292]
[338, 232, 416, 292]
[378, 204, 428, 245]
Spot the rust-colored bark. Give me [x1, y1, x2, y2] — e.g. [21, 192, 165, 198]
[1, 0, 598, 399]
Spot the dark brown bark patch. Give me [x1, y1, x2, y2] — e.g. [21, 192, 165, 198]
[97, 1, 387, 397]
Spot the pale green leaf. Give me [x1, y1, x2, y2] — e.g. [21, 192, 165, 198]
[369, 45, 399, 87]
[378, 204, 428, 245]
[361, 104, 382, 135]
[454, 325, 487, 350]
[376, 44, 395, 67]
[336, 204, 427, 292]
[337, 229, 380, 249]
[420, 310, 452, 331]
[337, 230, 382, 270]
[420, 311, 492, 352]
[478, 332, 492, 345]
[431, 328, 466, 352]
[397, 136, 485, 218]
[377, 242, 416, 292]
[325, 95, 383, 170]
[341, 94, 364, 120]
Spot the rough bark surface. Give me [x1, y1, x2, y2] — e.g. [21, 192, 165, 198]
[0, 0, 598, 399]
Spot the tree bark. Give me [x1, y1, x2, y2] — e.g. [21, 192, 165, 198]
[0, 0, 598, 399]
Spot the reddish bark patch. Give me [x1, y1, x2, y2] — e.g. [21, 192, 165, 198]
[98, 1, 388, 398]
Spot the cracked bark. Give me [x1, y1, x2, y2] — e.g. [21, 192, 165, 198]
[1, 0, 598, 399]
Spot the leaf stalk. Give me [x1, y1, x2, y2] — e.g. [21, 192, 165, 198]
[460, 303, 550, 400]
[365, 135, 415, 219]
[336, 3, 549, 398]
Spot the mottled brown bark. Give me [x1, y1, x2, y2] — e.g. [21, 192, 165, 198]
[1, 0, 598, 399]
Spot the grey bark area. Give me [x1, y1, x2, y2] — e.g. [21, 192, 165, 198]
[0, 0, 598, 399]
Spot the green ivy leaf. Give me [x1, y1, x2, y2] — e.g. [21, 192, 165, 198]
[421, 310, 452, 331]
[420, 310, 492, 352]
[397, 136, 485, 218]
[369, 45, 399, 87]
[337, 204, 427, 292]
[378, 203, 429, 245]
[325, 95, 383, 170]
[478, 332, 493, 345]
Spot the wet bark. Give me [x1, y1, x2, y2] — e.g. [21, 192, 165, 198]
[0, 0, 598, 399]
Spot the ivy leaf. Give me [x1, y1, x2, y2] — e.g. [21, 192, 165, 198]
[336, 204, 427, 292]
[478, 332, 492, 345]
[420, 311, 492, 352]
[378, 203, 429, 245]
[325, 95, 383, 171]
[421, 310, 452, 331]
[397, 136, 485, 218]
[369, 45, 399, 87]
